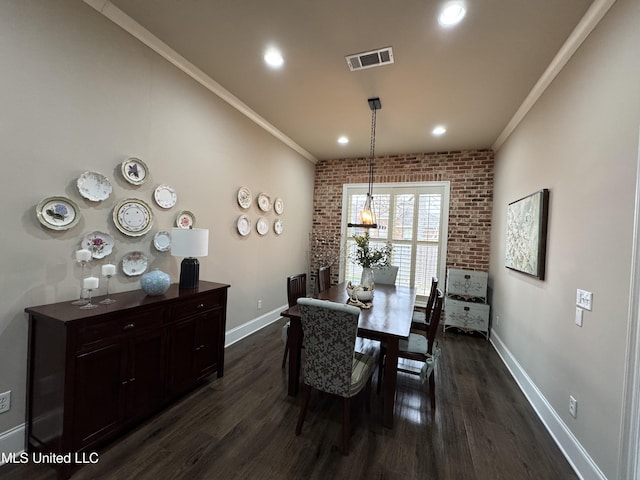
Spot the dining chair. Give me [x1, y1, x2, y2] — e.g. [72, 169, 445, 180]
[378, 288, 444, 410]
[281, 273, 307, 368]
[370, 265, 399, 285]
[295, 297, 376, 455]
[317, 265, 331, 293]
[411, 277, 438, 331]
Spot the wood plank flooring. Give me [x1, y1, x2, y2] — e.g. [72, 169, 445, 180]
[2, 320, 578, 479]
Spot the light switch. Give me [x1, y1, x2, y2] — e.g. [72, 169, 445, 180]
[576, 289, 593, 311]
[575, 307, 583, 327]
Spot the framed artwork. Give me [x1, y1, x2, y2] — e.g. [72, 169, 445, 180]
[505, 189, 549, 280]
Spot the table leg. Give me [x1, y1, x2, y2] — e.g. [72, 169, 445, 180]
[382, 337, 399, 428]
[287, 319, 302, 396]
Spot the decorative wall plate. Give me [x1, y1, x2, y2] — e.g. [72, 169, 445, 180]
[36, 196, 80, 231]
[121, 251, 148, 276]
[274, 219, 283, 235]
[113, 198, 153, 237]
[81, 231, 114, 259]
[237, 187, 252, 209]
[153, 230, 171, 252]
[154, 184, 177, 209]
[77, 171, 112, 202]
[257, 193, 271, 212]
[175, 210, 195, 229]
[236, 215, 251, 236]
[256, 217, 269, 236]
[121, 157, 148, 185]
[274, 197, 284, 215]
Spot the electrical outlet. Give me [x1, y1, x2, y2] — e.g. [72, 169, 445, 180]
[257, 299, 262, 310]
[0, 391, 11, 414]
[575, 307, 583, 327]
[569, 395, 577, 418]
[576, 289, 593, 311]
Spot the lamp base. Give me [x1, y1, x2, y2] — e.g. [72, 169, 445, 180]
[179, 257, 200, 289]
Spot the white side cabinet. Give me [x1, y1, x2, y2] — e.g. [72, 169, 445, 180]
[444, 268, 490, 339]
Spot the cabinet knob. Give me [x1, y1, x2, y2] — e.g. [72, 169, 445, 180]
[129, 377, 136, 383]
[121, 379, 128, 385]
[123, 322, 135, 330]
[196, 303, 205, 309]
[195, 344, 205, 351]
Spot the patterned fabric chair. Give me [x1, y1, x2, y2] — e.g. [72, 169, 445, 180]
[378, 288, 444, 410]
[370, 265, 399, 285]
[411, 277, 438, 331]
[295, 298, 376, 455]
[281, 273, 307, 368]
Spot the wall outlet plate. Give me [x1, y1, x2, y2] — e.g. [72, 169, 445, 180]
[0, 391, 10, 414]
[576, 289, 592, 311]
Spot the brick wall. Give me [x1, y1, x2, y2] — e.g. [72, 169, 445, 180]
[312, 149, 494, 280]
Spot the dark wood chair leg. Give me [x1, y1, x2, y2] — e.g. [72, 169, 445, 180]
[342, 397, 351, 455]
[365, 378, 372, 413]
[429, 372, 436, 410]
[281, 342, 289, 369]
[376, 346, 386, 394]
[296, 384, 312, 435]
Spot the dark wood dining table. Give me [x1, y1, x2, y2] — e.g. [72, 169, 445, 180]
[281, 281, 416, 429]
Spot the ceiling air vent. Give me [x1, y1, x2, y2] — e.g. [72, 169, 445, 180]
[345, 47, 394, 72]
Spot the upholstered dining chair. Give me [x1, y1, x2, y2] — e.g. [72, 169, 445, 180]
[411, 277, 438, 331]
[378, 288, 444, 410]
[370, 265, 399, 285]
[281, 273, 307, 368]
[295, 297, 376, 455]
[317, 265, 331, 293]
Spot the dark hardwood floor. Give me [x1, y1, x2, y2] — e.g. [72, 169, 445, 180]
[2, 320, 578, 480]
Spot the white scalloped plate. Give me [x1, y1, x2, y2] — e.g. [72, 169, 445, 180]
[81, 231, 114, 259]
[121, 251, 148, 276]
[77, 171, 112, 202]
[153, 230, 171, 252]
[154, 184, 177, 209]
[237, 215, 251, 236]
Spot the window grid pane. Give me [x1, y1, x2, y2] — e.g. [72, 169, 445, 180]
[342, 184, 446, 301]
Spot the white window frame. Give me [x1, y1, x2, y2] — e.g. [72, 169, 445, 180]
[340, 181, 450, 304]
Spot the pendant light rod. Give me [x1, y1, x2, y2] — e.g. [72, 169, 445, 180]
[348, 97, 381, 229]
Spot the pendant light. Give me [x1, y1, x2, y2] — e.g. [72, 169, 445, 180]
[348, 97, 381, 229]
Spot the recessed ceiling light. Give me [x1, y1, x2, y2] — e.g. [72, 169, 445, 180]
[337, 136, 349, 145]
[432, 126, 447, 136]
[264, 48, 284, 68]
[438, 2, 466, 27]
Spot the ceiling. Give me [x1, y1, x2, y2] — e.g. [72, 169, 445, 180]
[103, 0, 594, 161]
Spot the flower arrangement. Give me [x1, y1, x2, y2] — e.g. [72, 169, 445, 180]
[350, 232, 392, 269]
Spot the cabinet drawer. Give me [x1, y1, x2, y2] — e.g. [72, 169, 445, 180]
[171, 290, 225, 320]
[446, 268, 488, 300]
[77, 310, 163, 347]
[444, 297, 490, 331]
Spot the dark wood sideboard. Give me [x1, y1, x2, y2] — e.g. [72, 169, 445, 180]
[25, 281, 229, 477]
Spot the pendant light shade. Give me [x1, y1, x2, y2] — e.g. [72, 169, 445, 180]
[348, 97, 381, 229]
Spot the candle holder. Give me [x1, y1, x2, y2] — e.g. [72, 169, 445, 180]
[71, 259, 89, 305]
[80, 287, 98, 309]
[99, 273, 116, 304]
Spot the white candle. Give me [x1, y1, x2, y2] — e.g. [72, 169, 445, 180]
[76, 249, 92, 262]
[101, 264, 116, 276]
[83, 276, 99, 290]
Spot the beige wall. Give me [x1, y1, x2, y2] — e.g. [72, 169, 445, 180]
[0, 0, 314, 435]
[489, 0, 640, 477]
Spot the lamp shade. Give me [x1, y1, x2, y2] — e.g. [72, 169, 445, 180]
[171, 228, 209, 258]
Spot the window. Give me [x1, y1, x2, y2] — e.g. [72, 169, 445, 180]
[341, 182, 450, 303]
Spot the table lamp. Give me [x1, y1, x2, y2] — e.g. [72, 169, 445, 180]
[171, 228, 209, 289]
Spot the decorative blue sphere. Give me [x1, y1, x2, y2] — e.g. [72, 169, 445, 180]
[140, 269, 171, 296]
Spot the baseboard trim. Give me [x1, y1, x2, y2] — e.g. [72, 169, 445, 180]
[0, 423, 25, 466]
[490, 332, 606, 480]
[224, 304, 287, 347]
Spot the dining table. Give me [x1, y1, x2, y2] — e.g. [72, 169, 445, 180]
[281, 281, 416, 429]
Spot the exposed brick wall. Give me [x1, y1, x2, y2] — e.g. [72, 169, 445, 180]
[313, 149, 494, 279]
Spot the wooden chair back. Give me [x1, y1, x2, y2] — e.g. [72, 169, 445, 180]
[426, 288, 444, 354]
[287, 273, 307, 308]
[317, 266, 331, 293]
